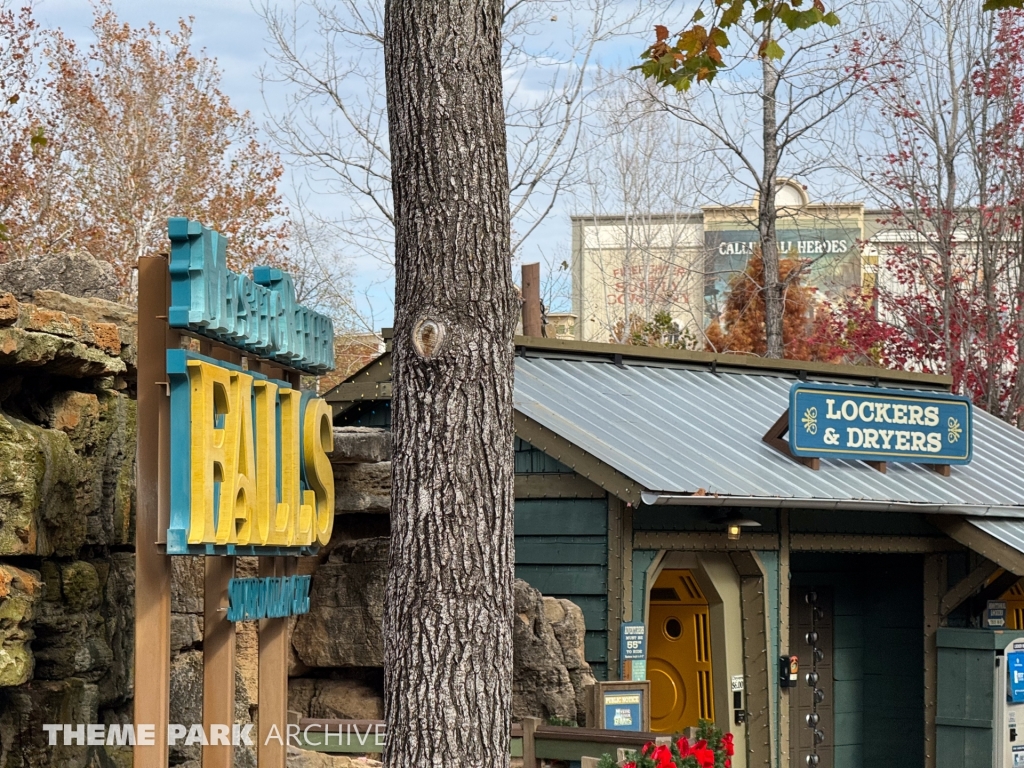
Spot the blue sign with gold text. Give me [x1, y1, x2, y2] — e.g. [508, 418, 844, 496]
[603, 691, 644, 731]
[788, 383, 972, 465]
[163, 219, 336, 557]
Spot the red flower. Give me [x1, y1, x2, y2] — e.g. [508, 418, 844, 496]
[721, 732, 735, 757]
[725, 760, 731, 768]
[651, 744, 675, 767]
[692, 746, 715, 768]
[676, 736, 690, 756]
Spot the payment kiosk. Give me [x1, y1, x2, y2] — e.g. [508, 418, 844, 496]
[997, 637, 1024, 767]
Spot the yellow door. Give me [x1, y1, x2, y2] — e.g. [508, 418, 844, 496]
[1003, 581, 1024, 628]
[647, 569, 715, 734]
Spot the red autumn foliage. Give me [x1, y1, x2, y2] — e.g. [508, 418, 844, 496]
[0, 2, 51, 245]
[0, 1, 290, 301]
[818, 9, 1024, 425]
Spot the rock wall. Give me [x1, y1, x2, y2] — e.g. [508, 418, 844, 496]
[0, 286, 137, 768]
[512, 580, 597, 724]
[286, 429, 392, 722]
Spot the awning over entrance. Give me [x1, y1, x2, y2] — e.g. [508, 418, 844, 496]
[513, 352, 1024, 517]
[929, 516, 1024, 576]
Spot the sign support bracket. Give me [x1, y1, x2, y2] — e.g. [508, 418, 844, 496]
[762, 411, 819, 471]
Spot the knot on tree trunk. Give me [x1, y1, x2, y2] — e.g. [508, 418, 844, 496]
[411, 317, 448, 360]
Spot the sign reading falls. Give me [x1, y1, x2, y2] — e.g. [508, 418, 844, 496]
[788, 383, 972, 465]
[166, 219, 335, 556]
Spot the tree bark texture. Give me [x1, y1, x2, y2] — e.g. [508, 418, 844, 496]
[761, 57, 783, 359]
[383, 0, 518, 764]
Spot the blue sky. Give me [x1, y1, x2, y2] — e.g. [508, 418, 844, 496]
[36, 1, 671, 328]
[38, 1, 272, 120]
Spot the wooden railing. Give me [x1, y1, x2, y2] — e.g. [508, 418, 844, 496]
[296, 717, 664, 765]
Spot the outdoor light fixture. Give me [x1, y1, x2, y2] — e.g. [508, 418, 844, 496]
[712, 512, 762, 541]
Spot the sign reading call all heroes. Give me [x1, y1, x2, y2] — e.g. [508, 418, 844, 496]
[788, 382, 972, 465]
[165, 218, 335, 556]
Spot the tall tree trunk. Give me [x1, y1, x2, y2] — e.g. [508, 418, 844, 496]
[383, 0, 518, 764]
[761, 57, 783, 359]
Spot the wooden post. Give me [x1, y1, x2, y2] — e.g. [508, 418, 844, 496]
[258, 556, 293, 764]
[730, 551, 772, 768]
[608, 496, 623, 678]
[134, 256, 175, 768]
[623, 503, 634, 623]
[522, 263, 542, 337]
[203, 556, 236, 768]
[924, 554, 944, 768]
[521, 717, 540, 768]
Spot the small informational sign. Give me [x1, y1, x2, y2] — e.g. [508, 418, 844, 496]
[1010, 653, 1024, 704]
[603, 691, 644, 731]
[587, 680, 650, 732]
[987, 600, 1008, 629]
[788, 382, 972, 465]
[631, 660, 647, 682]
[620, 622, 647, 681]
[731, 675, 745, 692]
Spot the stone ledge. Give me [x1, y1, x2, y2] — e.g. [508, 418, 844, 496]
[332, 427, 391, 464]
[31, 290, 136, 328]
[0, 292, 135, 376]
[334, 462, 391, 515]
[0, 325, 126, 378]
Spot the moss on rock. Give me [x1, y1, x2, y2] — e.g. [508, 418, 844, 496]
[0, 565, 41, 687]
[0, 411, 79, 556]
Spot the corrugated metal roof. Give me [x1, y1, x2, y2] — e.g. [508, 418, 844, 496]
[513, 355, 1024, 516]
[968, 518, 1024, 552]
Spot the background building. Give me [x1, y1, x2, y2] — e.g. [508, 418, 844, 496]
[571, 180, 883, 345]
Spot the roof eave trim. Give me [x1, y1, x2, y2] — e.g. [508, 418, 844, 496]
[639, 491, 1024, 517]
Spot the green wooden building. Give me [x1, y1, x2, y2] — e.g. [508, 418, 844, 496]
[327, 335, 1024, 768]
